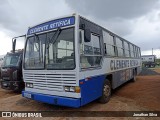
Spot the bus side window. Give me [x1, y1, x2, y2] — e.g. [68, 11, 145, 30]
[116, 37, 124, 57]
[103, 31, 116, 56]
[79, 30, 92, 68]
[79, 30, 102, 69]
[124, 41, 130, 57]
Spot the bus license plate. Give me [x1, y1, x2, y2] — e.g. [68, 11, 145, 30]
[24, 93, 32, 99]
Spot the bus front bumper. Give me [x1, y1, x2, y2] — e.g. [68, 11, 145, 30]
[22, 91, 81, 108]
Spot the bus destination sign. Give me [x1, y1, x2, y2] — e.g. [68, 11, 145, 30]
[27, 16, 75, 35]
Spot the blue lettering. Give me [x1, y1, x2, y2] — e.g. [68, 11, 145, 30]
[110, 59, 139, 71]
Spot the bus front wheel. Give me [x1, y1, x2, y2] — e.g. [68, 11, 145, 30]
[99, 80, 111, 103]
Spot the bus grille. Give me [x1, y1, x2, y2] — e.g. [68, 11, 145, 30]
[23, 72, 76, 92]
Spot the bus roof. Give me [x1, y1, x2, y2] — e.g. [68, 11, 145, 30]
[26, 13, 140, 49]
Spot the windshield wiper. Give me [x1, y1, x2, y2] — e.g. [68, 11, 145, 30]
[32, 33, 42, 64]
[34, 33, 40, 51]
[47, 27, 61, 49]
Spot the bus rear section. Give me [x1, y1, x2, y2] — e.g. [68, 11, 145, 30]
[22, 14, 141, 108]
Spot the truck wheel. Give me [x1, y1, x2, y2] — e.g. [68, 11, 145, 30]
[99, 80, 111, 103]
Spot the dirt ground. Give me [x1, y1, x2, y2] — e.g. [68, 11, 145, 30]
[0, 68, 160, 120]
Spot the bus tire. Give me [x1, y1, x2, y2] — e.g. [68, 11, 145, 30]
[99, 80, 111, 104]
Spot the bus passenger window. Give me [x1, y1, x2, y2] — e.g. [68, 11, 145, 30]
[116, 37, 124, 57]
[103, 31, 116, 56]
[130, 44, 134, 57]
[124, 41, 130, 57]
[79, 30, 102, 69]
[80, 56, 92, 68]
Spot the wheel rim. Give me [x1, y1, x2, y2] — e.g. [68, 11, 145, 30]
[103, 84, 110, 97]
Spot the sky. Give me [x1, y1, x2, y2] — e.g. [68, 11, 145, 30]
[0, 0, 160, 58]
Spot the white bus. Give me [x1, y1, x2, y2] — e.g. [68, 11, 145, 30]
[22, 14, 141, 107]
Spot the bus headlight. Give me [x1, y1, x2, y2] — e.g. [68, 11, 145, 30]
[30, 83, 33, 88]
[26, 83, 33, 88]
[64, 86, 70, 92]
[64, 86, 80, 93]
[69, 86, 75, 92]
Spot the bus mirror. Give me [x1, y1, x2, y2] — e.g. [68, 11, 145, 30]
[12, 39, 16, 53]
[84, 29, 91, 42]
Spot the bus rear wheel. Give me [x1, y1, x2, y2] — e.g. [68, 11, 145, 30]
[99, 80, 111, 103]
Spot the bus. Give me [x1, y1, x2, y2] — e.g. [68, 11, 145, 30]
[22, 13, 141, 108]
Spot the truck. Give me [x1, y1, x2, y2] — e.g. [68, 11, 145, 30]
[0, 50, 24, 92]
[0, 55, 5, 67]
[0, 55, 5, 78]
[0, 35, 26, 92]
[141, 55, 156, 68]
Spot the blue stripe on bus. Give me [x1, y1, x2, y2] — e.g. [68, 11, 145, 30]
[79, 75, 106, 106]
[22, 91, 81, 108]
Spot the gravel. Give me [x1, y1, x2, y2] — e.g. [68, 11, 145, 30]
[139, 68, 160, 76]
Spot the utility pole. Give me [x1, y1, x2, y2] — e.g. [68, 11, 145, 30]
[152, 48, 153, 55]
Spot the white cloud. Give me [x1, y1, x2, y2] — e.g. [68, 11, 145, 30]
[0, 0, 160, 58]
[0, 31, 12, 55]
[125, 9, 160, 51]
[0, 0, 74, 35]
[66, 0, 160, 58]
[66, 0, 158, 20]
[141, 49, 160, 58]
[0, 0, 74, 55]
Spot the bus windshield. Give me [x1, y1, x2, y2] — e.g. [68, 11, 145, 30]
[3, 54, 21, 68]
[24, 27, 75, 70]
